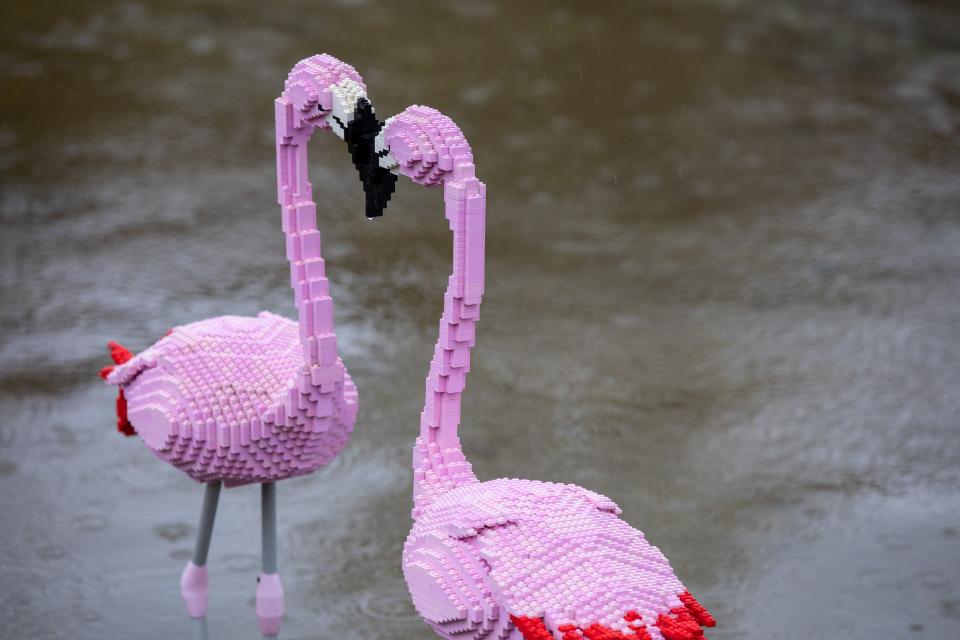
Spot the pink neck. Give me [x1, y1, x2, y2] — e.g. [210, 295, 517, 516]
[276, 90, 486, 515]
[274, 97, 339, 370]
[412, 166, 486, 516]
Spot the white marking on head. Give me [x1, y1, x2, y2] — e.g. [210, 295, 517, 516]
[376, 115, 399, 170]
[325, 77, 366, 140]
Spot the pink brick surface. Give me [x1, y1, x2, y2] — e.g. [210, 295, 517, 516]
[99, 52, 715, 639]
[389, 104, 716, 639]
[104, 54, 364, 486]
[406, 479, 689, 639]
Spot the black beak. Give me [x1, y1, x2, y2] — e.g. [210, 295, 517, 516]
[343, 97, 398, 219]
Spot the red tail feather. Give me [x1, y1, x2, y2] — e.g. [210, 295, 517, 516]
[511, 609, 662, 640]
[102, 341, 136, 437]
[116, 388, 136, 436]
[511, 616, 553, 640]
[656, 610, 704, 640]
[678, 591, 716, 628]
[107, 341, 133, 365]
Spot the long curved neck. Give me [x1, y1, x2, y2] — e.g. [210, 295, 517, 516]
[412, 167, 486, 517]
[275, 97, 339, 370]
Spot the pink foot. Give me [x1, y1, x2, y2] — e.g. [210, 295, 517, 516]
[180, 561, 209, 618]
[256, 573, 284, 637]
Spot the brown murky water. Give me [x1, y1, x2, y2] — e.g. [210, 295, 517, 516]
[2, 1, 959, 638]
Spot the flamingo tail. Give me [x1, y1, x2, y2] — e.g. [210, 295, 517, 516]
[99, 340, 136, 437]
[510, 591, 716, 640]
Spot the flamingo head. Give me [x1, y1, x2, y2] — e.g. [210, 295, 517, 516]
[321, 80, 397, 219]
[282, 54, 398, 218]
[376, 104, 473, 188]
[281, 56, 479, 217]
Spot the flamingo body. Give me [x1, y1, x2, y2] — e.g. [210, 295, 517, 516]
[98, 54, 385, 636]
[102, 54, 379, 488]
[105, 312, 357, 486]
[405, 478, 709, 640]
[376, 100, 717, 639]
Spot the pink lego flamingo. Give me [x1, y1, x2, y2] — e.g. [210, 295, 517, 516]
[376, 106, 718, 638]
[100, 54, 396, 638]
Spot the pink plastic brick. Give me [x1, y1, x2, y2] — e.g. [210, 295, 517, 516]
[99, 52, 716, 640]
[386, 106, 717, 639]
[100, 54, 372, 638]
[104, 55, 362, 487]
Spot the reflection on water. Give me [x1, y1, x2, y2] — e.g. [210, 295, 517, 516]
[1, 1, 959, 638]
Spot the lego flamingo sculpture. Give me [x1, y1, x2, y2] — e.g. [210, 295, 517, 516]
[100, 55, 396, 638]
[376, 106, 717, 638]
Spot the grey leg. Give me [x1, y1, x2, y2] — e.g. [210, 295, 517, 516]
[195, 481, 222, 566]
[261, 482, 277, 575]
[191, 618, 208, 640]
[181, 482, 222, 640]
[256, 482, 284, 637]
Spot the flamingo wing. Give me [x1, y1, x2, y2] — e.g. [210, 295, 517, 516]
[405, 479, 715, 640]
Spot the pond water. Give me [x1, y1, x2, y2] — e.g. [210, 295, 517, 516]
[1, 1, 959, 638]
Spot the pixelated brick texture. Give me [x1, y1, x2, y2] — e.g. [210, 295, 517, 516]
[392, 105, 715, 639]
[105, 313, 357, 487]
[278, 53, 365, 141]
[404, 479, 714, 640]
[103, 54, 365, 486]
[381, 106, 484, 516]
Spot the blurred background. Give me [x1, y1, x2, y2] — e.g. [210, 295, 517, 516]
[2, 1, 959, 638]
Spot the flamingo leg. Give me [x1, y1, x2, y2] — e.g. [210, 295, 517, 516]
[261, 482, 277, 574]
[193, 481, 222, 566]
[190, 618, 208, 640]
[256, 482, 284, 637]
[181, 481, 222, 640]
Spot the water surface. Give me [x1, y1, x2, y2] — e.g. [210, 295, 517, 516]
[2, 1, 959, 638]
